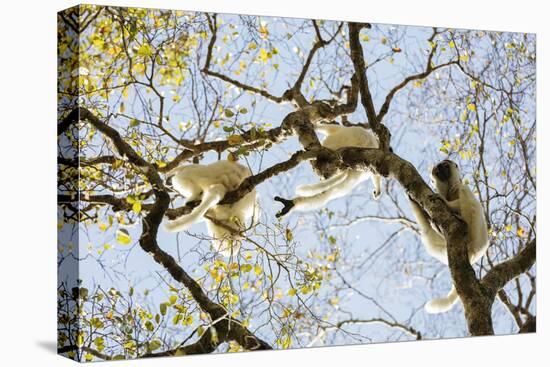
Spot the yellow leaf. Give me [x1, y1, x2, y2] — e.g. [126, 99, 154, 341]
[132, 201, 142, 214]
[449, 40, 456, 48]
[132, 63, 146, 75]
[116, 229, 132, 245]
[259, 48, 270, 63]
[137, 44, 153, 57]
[517, 227, 525, 237]
[287, 288, 297, 296]
[467, 103, 476, 111]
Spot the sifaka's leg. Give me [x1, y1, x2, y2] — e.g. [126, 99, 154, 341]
[165, 184, 227, 232]
[408, 196, 448, 264]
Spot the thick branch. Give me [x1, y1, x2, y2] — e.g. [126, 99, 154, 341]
[482, 239, 536, 298]
[347, 22, 391, 150]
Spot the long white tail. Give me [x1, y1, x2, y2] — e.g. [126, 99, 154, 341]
[295, 171, 349, 196]
[164, 184, 226, 232]
[425, 285, 459, 314]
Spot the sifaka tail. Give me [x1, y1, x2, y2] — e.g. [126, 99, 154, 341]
[295, 170, 349, 196]
[425, 285, 459, 314]
[164, 185, 226, 232]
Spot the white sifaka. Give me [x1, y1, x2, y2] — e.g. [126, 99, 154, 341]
[408, 160, 489, 313]
[164, 160, 257, 256]
[275, 123, 382, 217]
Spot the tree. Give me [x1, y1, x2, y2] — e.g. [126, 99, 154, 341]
[57, 5, 536, 361]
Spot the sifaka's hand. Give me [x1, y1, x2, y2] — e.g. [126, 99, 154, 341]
[274, 196, 295, 218]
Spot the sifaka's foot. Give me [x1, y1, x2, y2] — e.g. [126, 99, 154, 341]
[372, 189, 381, 200]
[274, 196, 294, 218]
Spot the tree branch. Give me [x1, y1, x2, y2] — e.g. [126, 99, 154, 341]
[482, 239, 536, 299]
[347, 22, 391, 151]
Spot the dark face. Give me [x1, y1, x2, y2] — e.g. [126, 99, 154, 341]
[432, 160, 456, 182]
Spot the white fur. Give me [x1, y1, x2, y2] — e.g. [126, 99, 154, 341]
[289, 124, 382, 214]
[164, 160, 257, 256]
[409, 160, 489, 313]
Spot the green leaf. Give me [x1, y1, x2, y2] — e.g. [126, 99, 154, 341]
[224, 108, 235, 118]
[160, 302, 168, 316]
[149, 339, 162, 351]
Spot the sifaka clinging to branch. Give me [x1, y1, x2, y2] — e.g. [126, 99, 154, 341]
[408, 160, 489, 313]
[164, 160, 258, 256]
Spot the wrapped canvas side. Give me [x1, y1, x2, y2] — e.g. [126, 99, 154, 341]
[57, 5, 85, 361]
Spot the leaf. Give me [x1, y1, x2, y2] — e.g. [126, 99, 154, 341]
[254, 264, 262, 276]
[172, 313, 183, 325]
[145, 320, 154, 331]
[116, 229, 132, 245]
[285, 228, 293, 242]
[467, 103, 476, 111]
[259, 48, 270, 63]
[517, 227, 525, 237]
[84, 353, 93, 362]
[169, 295, 178, 305]
[123, 340, 136, 350]
[287, 288, 297, 296]
[183, 315, 194, 326]
[241, 264, 253, 273]
[224, 108, 235, 118]
[449, 40, 456, 48]
[160, 302, 168, 316]
[149, 339, 162, 351]
[137, 44, 153, 57]
[228, 135, 244, 146]
[132, 63, 146, 74]
[132, 201, 142, 214]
